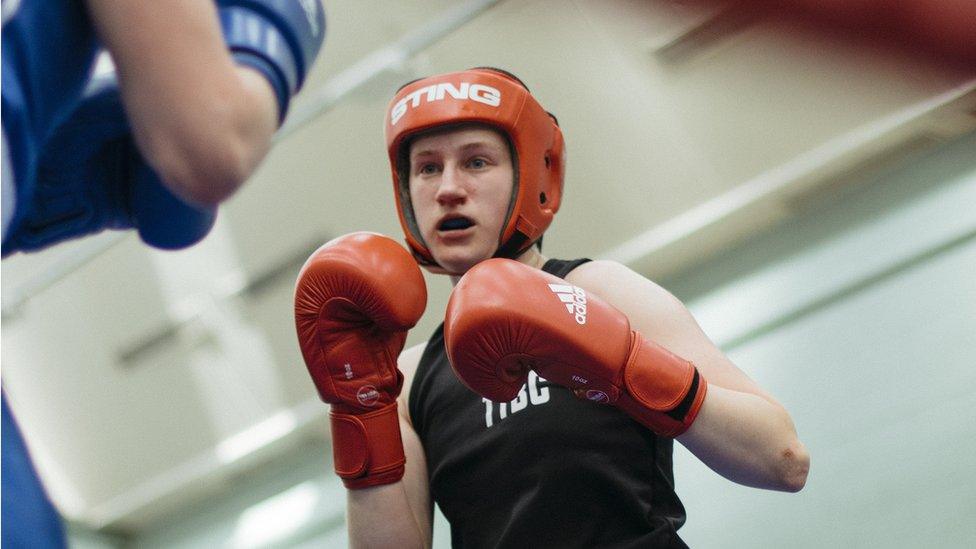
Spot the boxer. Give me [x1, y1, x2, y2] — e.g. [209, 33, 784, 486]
[295, 68, 809, 548]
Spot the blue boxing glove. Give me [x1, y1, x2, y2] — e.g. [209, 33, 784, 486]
[1, 74, 216, 256]
[219, 0, 326, 123]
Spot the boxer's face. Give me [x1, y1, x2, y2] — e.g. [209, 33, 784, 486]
[408, 125, 514, 274]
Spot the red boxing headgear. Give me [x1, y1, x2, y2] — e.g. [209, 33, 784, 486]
[384, 68, 565, 270]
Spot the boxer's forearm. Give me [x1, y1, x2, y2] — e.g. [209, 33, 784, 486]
[347, 483, 429, 549]
[346, 415, 432, 549]
[678, 384, 809, 492]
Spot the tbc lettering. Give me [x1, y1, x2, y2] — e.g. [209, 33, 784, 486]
[483, 372, 550, 428]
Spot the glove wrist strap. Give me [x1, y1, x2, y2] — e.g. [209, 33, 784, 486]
[617, 333, 708, 438]
[329, 403, 406, 489]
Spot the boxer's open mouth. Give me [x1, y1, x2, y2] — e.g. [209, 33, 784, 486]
[438, 216, 475, 231]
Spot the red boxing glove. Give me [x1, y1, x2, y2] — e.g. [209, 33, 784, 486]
[294, 232, 427, 488]
[445, 259, 706, 437]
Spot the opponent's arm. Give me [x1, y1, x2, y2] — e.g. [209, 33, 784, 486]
[83, 0, 324, 206]
[568, 260, 809, 492]
[347, 343, 433, 549]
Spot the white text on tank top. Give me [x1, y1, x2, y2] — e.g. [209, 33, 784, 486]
[482, 371, 550, 428]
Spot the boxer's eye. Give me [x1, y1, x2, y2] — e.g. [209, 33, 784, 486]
[418, 163, 439, 175]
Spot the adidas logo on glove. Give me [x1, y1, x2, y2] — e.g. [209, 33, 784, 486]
[548, 283, 588, 325]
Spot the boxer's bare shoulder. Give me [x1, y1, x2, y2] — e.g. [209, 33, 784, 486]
[565, 259, 682, 319]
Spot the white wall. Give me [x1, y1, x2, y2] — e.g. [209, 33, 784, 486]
[669, 131, 976, 548]
[125, 437, 345, 549]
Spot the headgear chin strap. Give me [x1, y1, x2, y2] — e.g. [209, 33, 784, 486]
[384, 67, 565, 272]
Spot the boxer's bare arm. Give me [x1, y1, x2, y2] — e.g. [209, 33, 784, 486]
[567, 260, 810, 492]
[83, 0, 278, 206]
[347, 343, 433, 548]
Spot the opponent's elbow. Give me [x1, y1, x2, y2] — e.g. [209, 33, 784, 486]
[776, 439, 810, 492]
[157, 133, 256, 207]
[143, 73, 277, 207]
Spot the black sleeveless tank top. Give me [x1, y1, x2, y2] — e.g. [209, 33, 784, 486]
[409, 258, 689, 548]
